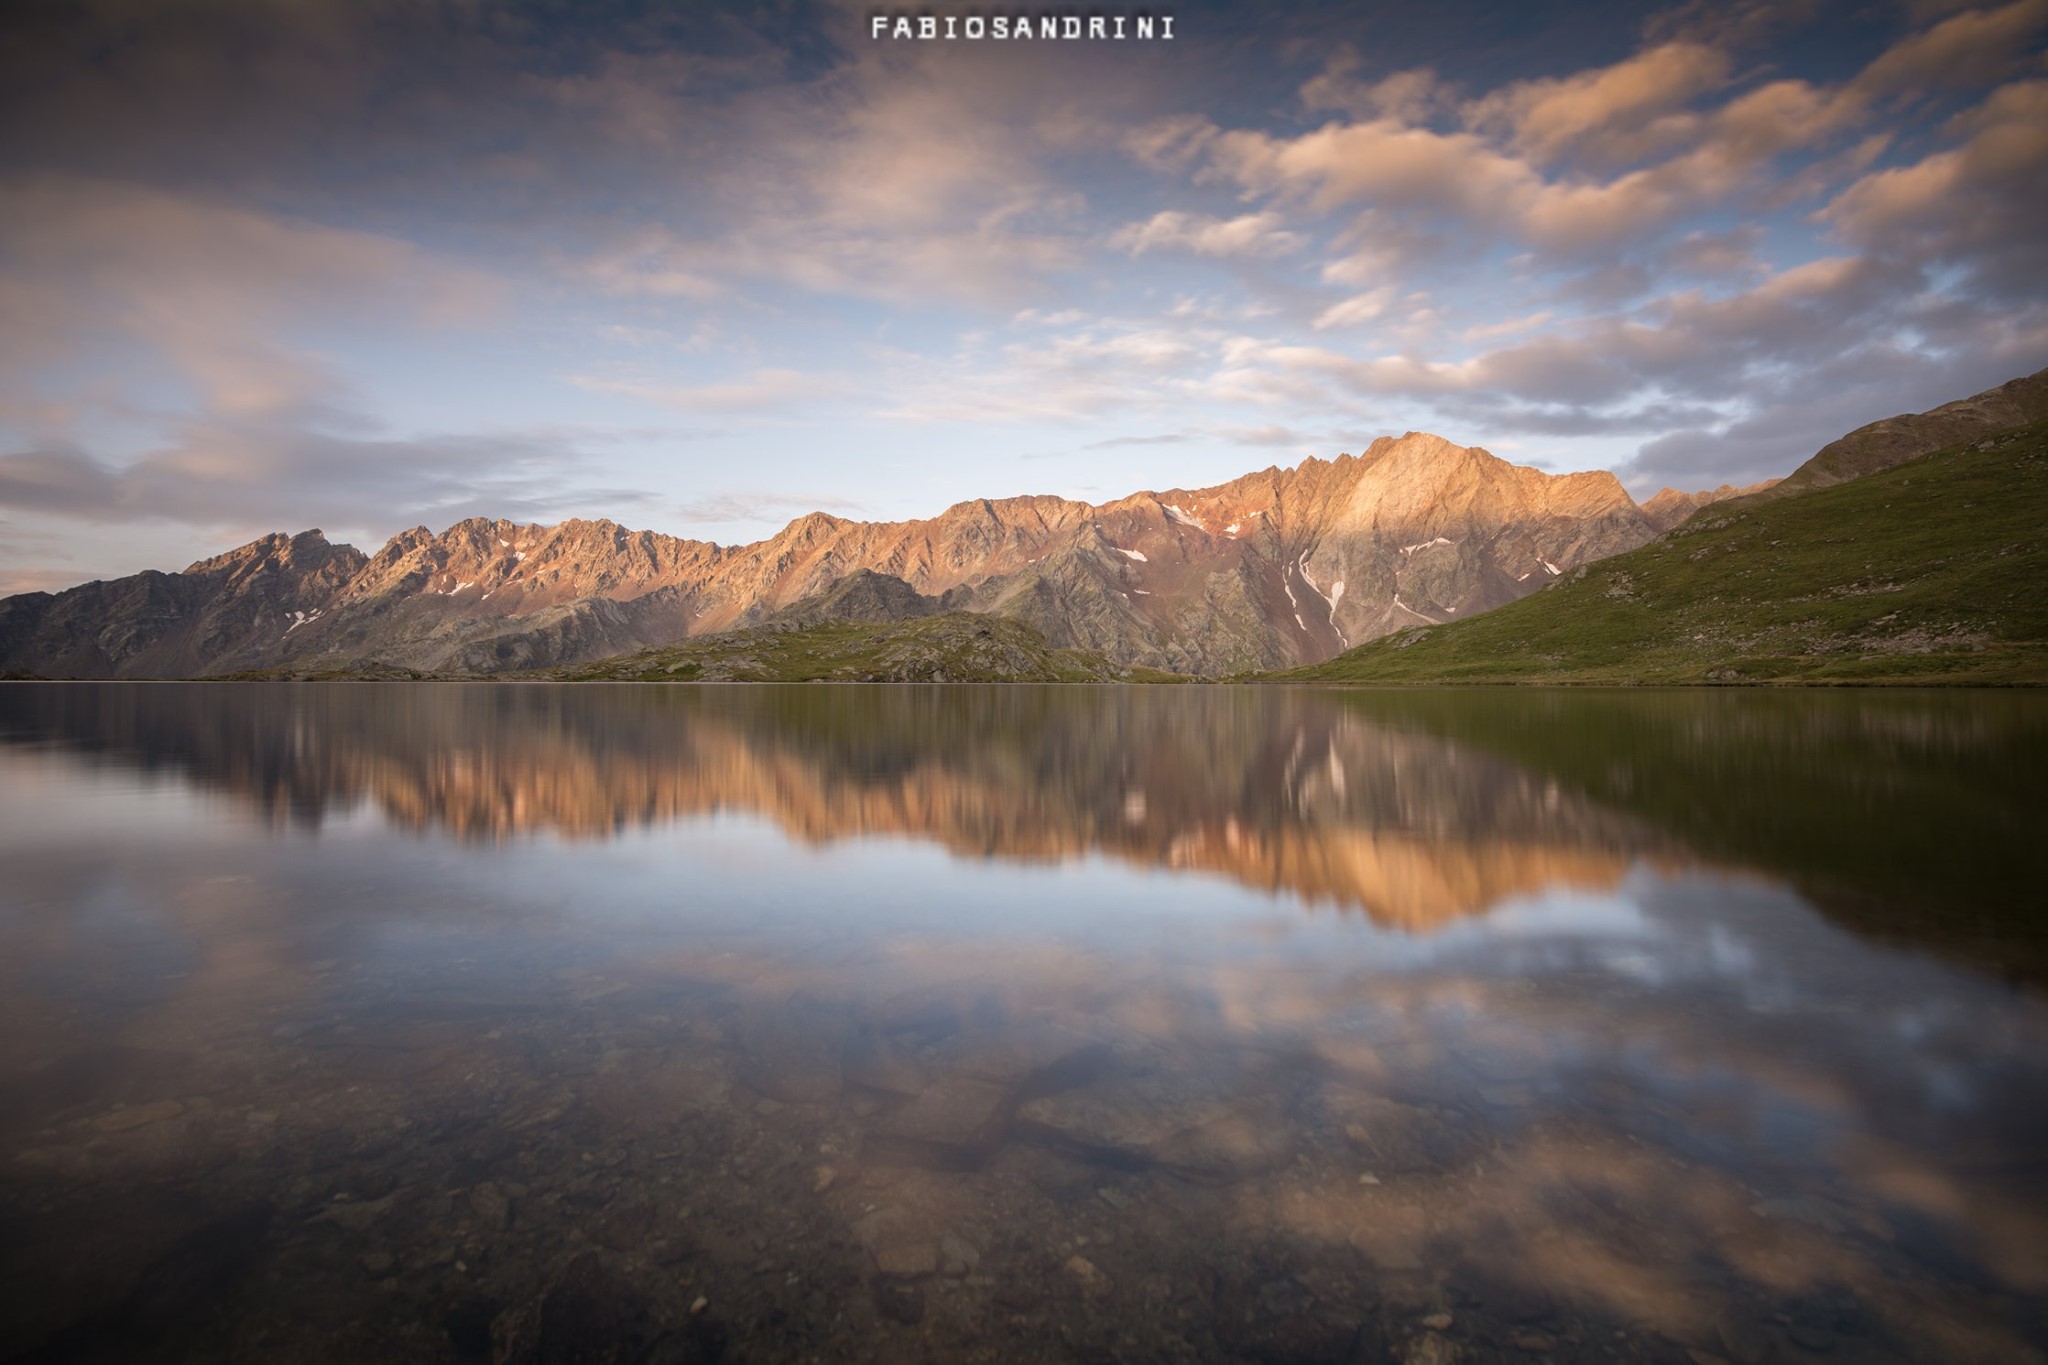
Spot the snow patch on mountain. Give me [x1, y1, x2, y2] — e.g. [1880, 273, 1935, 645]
[1402, 537, 1454, 555]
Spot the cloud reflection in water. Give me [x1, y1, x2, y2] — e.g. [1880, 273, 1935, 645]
[0, 682, 2043, 1361]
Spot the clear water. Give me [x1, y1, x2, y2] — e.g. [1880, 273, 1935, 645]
[1, 682, 2044, 1364]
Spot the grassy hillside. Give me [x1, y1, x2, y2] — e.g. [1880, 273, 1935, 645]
[1274, 419, 2048, 685]
[539, 611, 1155, 683]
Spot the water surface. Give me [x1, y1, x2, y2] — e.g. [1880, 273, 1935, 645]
[1, 683, 2044, 1364]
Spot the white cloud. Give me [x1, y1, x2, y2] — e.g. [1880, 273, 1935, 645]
[1820, 79, 2048, 296]
[1122, 114, 1220, 173]
[1110, 210, 1303, 258]
[0, 415, 658, 539]
[1463, 42, 1733, 166]
[571, 368, 855, 414]
[671, 490, 865, 525]
[1462, 311, 1555, 342]
[0, 175, 496, 420]
[1312, 289, 1395, 330]
[1301, 52, 1451, 125]
[878, 324, 1217, 424]
[1852, 0, 2048, 99]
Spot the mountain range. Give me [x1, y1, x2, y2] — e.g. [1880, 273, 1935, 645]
[3, 368, 2041, 680]
[0, 433, 1765, 678]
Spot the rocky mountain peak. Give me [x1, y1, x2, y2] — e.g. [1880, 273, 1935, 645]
[778, 510, 850, 540]
[1639, 480, 1784, 532]
[1362, 430, 1465, 459]
[180, 528, 368, 595]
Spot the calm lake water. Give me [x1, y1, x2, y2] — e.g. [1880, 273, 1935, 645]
[1, 682, 2045, 1365]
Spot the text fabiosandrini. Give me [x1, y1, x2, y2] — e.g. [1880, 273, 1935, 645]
[870, 13, 1177, 41]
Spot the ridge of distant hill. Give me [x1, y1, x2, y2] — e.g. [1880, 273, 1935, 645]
[1751, 367, 2048, 501]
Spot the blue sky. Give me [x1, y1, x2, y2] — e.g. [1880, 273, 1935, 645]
[1, 0, 2044, 593]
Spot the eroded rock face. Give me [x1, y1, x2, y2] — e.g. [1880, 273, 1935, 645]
[0, 435, 1680, 677]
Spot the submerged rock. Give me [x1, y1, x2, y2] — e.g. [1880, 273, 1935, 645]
[491, 1251, 725, 1365]
[872, 1277, 925, 1325]
[1016, 1061, 1297, 1181]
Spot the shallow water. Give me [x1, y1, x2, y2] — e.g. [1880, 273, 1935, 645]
[1, 682, 2044, 1364]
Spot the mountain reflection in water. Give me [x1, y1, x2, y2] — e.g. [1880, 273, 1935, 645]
[0, 682, 2043, 1364]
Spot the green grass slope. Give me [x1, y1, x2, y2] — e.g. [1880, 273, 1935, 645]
[540, 611, 1152, 683]
[1274, 419, 2048, 685]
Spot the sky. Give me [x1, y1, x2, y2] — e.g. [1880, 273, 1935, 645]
[0, 0, 2044, 595]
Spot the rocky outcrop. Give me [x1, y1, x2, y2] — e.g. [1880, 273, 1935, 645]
[760, 569, 942, 628]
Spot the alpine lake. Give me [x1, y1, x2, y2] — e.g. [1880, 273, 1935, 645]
[1, 682, 2044, 1365]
